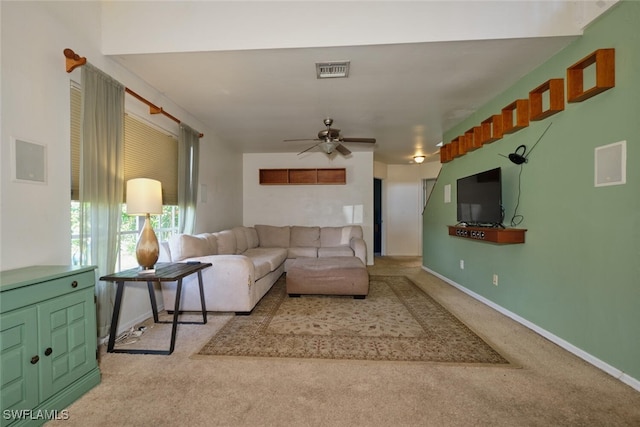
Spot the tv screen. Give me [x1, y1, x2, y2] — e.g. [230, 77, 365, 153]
[456, 167, 503, 226]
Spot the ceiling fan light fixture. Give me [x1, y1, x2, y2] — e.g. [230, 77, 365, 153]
[321, 140, 338, 154]
[316, 61, 350, 79]
[413, 155, 426, 164]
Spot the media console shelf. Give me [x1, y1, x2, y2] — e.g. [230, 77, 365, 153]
[448, 225, 527, 244]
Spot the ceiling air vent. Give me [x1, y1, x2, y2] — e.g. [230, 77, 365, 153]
[316, 61, 350, 79]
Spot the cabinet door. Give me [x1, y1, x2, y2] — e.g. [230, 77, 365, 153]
[0, 307, 39, 422]
[37, 288, 97, 401]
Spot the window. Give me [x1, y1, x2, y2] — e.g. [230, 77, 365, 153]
[70, 85, 180, 269]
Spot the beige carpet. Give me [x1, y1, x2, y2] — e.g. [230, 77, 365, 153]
[45, 257, 640, 427]
[198, 275, 510, 364]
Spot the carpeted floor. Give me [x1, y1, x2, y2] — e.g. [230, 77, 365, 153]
[44, 257, 640, 427]
[198, 275, 510, 364]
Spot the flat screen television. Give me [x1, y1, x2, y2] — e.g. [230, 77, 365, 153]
[456, 167, 503, 226]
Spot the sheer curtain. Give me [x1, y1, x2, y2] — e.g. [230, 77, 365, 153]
[178, 124, 200, 234]
[79, 63, 125, 338]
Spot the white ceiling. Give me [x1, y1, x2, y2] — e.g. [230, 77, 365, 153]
[105, 2, 616, 165]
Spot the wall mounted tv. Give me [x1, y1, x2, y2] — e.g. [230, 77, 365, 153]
[456, 167, 503, 227]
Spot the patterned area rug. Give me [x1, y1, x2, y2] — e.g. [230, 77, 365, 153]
[198, 275, 510, 364]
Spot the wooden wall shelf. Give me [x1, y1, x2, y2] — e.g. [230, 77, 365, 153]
[440, 47, 614, 164]
[480, 115, 503, 145]
[448, 225, 527, 244]
[440, 144, 453, 163]
[259, 168, 346, 185]
[502, 99, 530, 134]
[529, 78, 565, 121]
[465, 127, 483, 151]
[567, 48, 615, 103]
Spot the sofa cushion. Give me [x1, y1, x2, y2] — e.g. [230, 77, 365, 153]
[168, 233, 217, 262]
[320, 226, 360, 247]
[318, 247, 355, 258]
[288, 247, 318, 259]
[232, 227, 248, 254]
[244, 227, 259, 249]
[252, 258, 272, 280]
[214, 230, 237, 255]
[244, 247, 288, 271]
[255, 225, 290, 248]
[290, 226, 320, 248]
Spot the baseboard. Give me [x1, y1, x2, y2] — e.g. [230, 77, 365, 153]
[98, 306, 163, 346]
[422, 265, 640, 393]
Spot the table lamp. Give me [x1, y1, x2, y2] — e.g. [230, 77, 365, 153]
[126, 178, 163, 271]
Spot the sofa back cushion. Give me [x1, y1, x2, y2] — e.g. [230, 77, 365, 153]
[232, 227, 248, 254]
[290, 226, 320, 248]
[255, 225, 290, 248]
[168, 233, 217, 261]
[320, 226, 363, 247]
[244, 227, 259, 249]
[214, 229, 237, 254]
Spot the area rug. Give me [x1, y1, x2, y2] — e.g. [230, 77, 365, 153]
[198, 275, 510, 364]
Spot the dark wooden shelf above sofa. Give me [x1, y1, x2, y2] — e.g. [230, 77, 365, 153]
[448, 225, 527, 244]
[259, 168, 346, 185]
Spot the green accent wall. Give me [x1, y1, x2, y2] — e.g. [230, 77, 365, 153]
[423, 1, 640, 381]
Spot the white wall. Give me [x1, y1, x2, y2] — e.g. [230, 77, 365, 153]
[377, 161, 441, 256]
[99, 1, 602, 55]
[243, 152, 374, 264]
[0, 2, 242, 333]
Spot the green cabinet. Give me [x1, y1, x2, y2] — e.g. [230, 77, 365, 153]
[1, 266, 101, 426]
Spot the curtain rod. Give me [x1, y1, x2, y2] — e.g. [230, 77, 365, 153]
[64, 48, 203, 138]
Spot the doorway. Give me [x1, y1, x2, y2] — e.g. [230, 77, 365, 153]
[374, 178, 382, 255]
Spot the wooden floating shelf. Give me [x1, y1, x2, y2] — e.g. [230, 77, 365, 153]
[465, 127, 483, 152]
[259, 168, 346, 185]
[439, 47, 614, 164]
[451, 138, 462, 158]
[529, 78, 565, 121]
[440, 144, 453, 163]
[567, 48, 615, 103]
[502, 99, 530, 134]
[448, 225, 527, 244]
[480, 115, 503, 145]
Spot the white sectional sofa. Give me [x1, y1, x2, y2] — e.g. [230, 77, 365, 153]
[158, 225, 367, 314]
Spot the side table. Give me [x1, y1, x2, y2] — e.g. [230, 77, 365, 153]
[100, 262, 211, 355]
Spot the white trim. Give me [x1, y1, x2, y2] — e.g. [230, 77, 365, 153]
[422, 265, 640, 392]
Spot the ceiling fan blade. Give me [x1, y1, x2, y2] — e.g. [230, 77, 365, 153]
[298, 142, 321, 155]
[284, 138, 317, 142]
[335, 143, 351, 156]
[341, 137, 376, 143]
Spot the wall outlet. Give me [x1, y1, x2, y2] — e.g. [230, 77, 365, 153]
[460, 260, 464, 269]
[493, 274, 499, 286]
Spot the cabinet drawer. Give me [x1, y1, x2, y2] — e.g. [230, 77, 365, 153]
[1, 270, 95, 313]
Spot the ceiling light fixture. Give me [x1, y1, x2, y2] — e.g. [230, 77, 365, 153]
[321, 140, 338, 154]
[413, 155, 426, 164]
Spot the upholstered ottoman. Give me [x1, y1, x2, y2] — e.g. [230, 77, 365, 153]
[286, 257, 369, 298]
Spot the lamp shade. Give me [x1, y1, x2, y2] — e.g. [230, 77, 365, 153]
[126, 178, 163, 215]
[413, 155, 426, 164]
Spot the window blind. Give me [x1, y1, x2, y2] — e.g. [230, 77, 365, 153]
[70, 86, 179, 204]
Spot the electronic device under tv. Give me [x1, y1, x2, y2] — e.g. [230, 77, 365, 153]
[456, 167, 503, 227]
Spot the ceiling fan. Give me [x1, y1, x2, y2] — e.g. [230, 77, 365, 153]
[284, 118, 376, 156]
